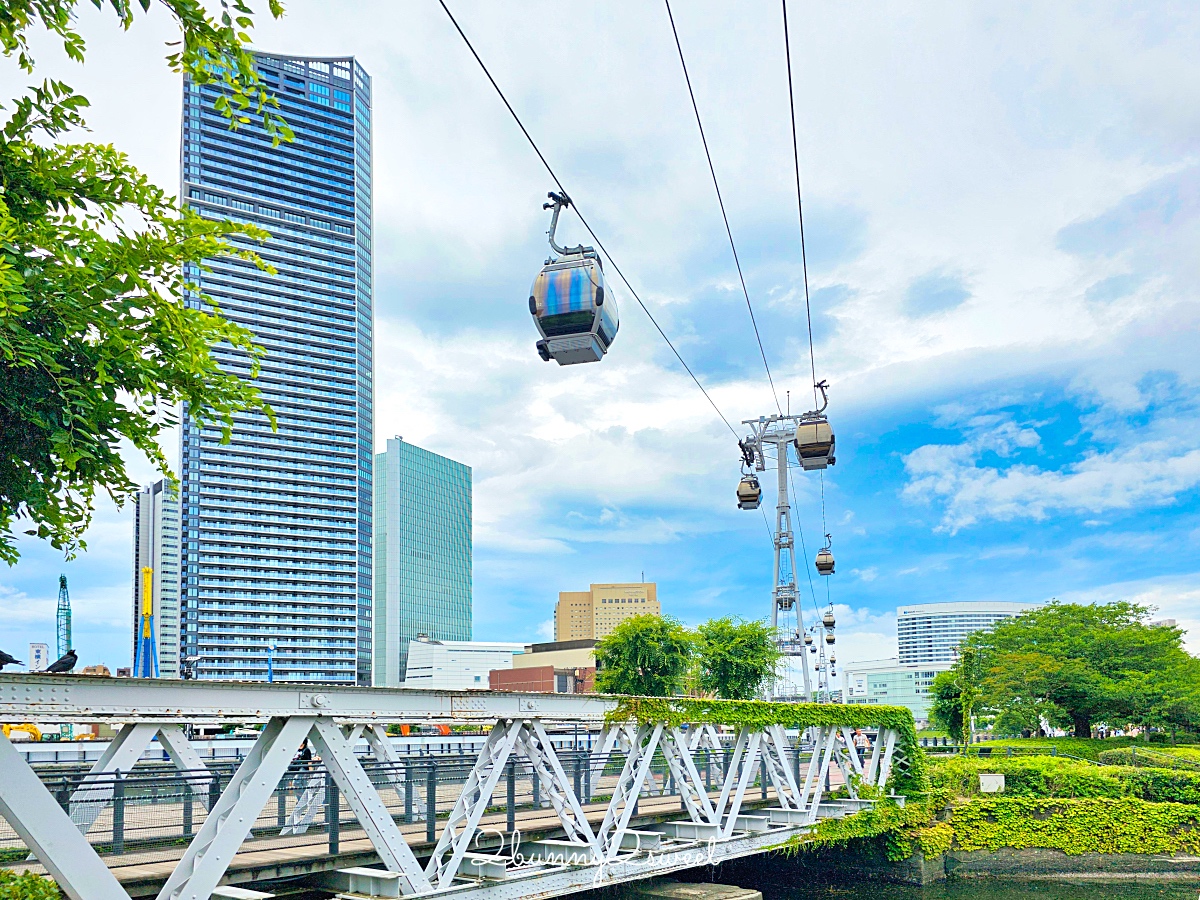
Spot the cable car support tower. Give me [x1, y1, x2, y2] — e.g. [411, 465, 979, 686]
[740, 385, 836, 702]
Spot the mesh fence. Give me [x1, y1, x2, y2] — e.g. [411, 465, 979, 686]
[0, 735, 846, 876]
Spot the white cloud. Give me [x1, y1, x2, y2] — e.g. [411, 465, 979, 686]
[903, 412, 1200, 532]
[3, 1, 1200, 667]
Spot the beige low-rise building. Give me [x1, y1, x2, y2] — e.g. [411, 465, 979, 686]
[492, 639, 596, 694]
[553, 582, 659, 642]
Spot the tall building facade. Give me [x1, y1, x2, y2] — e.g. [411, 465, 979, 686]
[554, 583, 659, 642]
[130, 481, 182, 678]
[178, 55, 374, 683]
[373, 437, 472, 686]
[897, 600, 1040, 665]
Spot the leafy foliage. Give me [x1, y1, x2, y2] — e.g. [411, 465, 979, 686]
[774, 792, 952, 862]
[946, 602, 1200, 738]
[1097, 747, 1200, 771]
[0, 1, 288, 562]
[594, 614, 695, 697]
[694, 617, 781, 700]
[950, 797, 1200, 855]
[0, 868, 59, 899]
[930, 754, 1200, 804]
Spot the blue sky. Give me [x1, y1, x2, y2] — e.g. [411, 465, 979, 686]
[2, 1, 1199, 671]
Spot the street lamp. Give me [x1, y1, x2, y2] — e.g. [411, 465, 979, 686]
[267, 644, 276, 684]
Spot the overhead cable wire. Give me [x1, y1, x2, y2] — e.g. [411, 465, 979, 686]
[437, 0, 739, 439]
[781, 0, 819, 410]
[785, 464, 821, 614]
[782, 0, 832, 555]
[664, 0, 782, 415]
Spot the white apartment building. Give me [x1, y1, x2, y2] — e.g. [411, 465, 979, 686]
[897, 600, 1040, 665]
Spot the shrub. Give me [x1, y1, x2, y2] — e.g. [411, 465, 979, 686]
[974, 737, 1189, 761]
[951, 797, 1200, 855]
[929, 755, 1200, 804]
[0, 870, 59, 900]
[1098, 747, 1200, 771]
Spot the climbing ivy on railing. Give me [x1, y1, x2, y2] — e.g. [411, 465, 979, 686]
[772, 791, 952, 861]
[606, 697, 927, 795]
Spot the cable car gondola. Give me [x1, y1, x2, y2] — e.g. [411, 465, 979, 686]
[815, 547, 835, 576]
[529, 192, 619, 366]
[815, 535, 835, 576]
[737, 475, 762, 510]
[794, 381, 836, 470]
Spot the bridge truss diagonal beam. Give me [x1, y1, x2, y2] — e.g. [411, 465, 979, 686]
[761, 724, 802, 810]
[658, 727, 716, 824]
[308, 719, 432, 894]
[0, 731, 130, 900]
[425, 719, 524, 889]
[516, 720, 600, 855]
[596, 723, 663, 861]
[157, 715, 315, 900]
[68, 722, 161, 834]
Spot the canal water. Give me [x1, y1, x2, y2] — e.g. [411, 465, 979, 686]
[751, 881, 1199, 900]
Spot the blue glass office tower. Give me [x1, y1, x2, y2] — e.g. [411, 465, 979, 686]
[179, 55, 373, 684]
[374, 437, 472, 686]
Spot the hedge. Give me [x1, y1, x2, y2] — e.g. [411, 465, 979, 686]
[0, 870, 59, 900]
[977, 737, 1200, 761]
[951, 797, 1200, 855]
[1098, 747, 1200, 771]
[608, 697, 926, 795]
[930, 755, 1200, 804]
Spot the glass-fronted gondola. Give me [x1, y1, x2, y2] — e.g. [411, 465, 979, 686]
[529, 192, 619, 366]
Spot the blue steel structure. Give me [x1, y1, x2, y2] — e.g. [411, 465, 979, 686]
[178, 54, 374, 684]
[373, 437, 472, 686]
[133, 567, 159, 678]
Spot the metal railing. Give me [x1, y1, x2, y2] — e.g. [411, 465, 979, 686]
[2, 744, 805, 868]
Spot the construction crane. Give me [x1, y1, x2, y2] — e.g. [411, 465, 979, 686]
[56, 575, 71, 659]
[56, 575, 74, 740]
[134, 566, 158, 678]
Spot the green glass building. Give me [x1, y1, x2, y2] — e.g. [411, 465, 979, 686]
[373, 437, 472, 685]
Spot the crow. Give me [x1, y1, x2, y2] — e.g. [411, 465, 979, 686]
[0, 650, 23, 670]
[44, 649, 77, 674]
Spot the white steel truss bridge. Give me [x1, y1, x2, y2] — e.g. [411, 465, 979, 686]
[0, 676, 915, 900]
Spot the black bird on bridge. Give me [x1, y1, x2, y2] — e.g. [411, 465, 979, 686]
[44, 649, 77, 674]
[0, 650, 23, 670]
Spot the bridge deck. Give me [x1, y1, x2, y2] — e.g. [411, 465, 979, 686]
[8, 786, 790, 896]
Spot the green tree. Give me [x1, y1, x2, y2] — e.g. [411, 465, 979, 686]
[929, 670, 965, 742]
[0, 1, 291, 564]
[958, 602, 1200, 738]
[694, 616, 781, 700]
[594, 614, 694, 697]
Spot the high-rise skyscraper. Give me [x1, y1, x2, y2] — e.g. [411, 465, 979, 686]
[897, 600, 1040, 665]
[373, 437, 472, 686]
[131, 481, 182, 678]
[178, 55, 373, 683]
